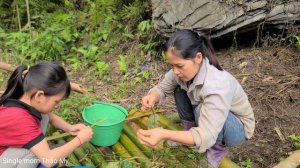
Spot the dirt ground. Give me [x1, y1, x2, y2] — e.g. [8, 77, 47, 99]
[218, 47, 300, 167]
[0, 46, 299, 167]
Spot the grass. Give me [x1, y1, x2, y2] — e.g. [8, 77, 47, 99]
[55, 92, 97, 124]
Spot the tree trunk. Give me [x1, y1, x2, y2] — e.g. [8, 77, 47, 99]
[273, 150, 300, 168]
[151, 0, 300, 38]
[25, 0, 31, 28]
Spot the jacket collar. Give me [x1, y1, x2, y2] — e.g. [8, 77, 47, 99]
[193, 57, 208, 86]
[3, 99, 42, 120]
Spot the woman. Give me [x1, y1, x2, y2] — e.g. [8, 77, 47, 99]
[137, 29, 255, 168]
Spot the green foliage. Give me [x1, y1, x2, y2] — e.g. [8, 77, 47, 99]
[118, 55, 128, 75]
[141, 71, 150, 80]
[138, 20, 151, 32]
[120, 0, 149, 30]
[111, 83, 128, 101]
[56, 93, 97, 123]
[152, 147, 203, 168]
[162, 51, 167, 63]
[120, 160, 133, 168]
[137, 20, 160, 58]
[0, 0, 63, 31]
[289, 134, 300, 142]
[288, 134, 300, 149]
[64, 0, 72, 7]
[0, 31, 29, 62]
[66, 56, 81, 71]
[89, 0, 122, 43]
[98, 13, 116, 42]
[292, 35, 300, 48]
[73, 45, 101, 60]
[0, 0, 158, 79]
[133, 77, 142, 84]
[139, 39, 158, 52]
[95, 61, 110, 78]
[122, 31, 134, 40]
[0, 12, 80, 63]
[241, 159, 252, 168]
[0, 72, 7, 84]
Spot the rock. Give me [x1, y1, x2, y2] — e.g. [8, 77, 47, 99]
[151, 0, 300, 38]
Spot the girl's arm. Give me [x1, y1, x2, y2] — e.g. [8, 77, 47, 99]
[48, 113, 71, 132]
[30, 127, 93, 167]
[31, 138, 80, 167]
[48, 113, 86, 135]
[137, 128, 195, 147]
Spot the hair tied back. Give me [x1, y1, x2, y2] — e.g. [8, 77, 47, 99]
[22, 65, 30, 79]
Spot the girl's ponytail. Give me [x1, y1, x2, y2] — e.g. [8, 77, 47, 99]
[198, 32, 222, 71]
[0, 62, 70, 106]
[0, 65, 27, 105]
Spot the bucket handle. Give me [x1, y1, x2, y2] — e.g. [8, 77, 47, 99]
[93, 101, 128, 117]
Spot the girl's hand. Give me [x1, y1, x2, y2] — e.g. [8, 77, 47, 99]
[67, 123, 87, 135]
[77, 126, 93, 143]
[141, 94, 159, 109]
[136, 128, 165, 147]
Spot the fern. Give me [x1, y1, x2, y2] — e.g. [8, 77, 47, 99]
[118, 55, 128, 75]
[137, 20, 151, 32]
[119, 0, 149, 29]
[95, 61, 109, 78]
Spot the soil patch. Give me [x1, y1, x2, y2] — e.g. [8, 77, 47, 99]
[219, 47, 300, 167]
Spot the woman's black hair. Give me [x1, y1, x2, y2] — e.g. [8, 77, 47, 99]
[0, 61, 71, 105]
[166, 29, 222, 71]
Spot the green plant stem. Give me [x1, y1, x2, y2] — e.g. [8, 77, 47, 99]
[90, 118, 108, 128]
[47, 132, 70, 141]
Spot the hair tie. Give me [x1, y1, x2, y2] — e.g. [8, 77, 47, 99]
[196, 31, 203, 38]
[22, 66, 30, 79]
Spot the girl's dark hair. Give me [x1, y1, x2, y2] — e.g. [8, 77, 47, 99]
[0, 61, 71, 105]
[166, 29, 222, 71]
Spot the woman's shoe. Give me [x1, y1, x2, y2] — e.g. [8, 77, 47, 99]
[206, 144, 228, 168]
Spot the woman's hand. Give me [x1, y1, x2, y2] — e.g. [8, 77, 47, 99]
[137, 128, 195, 147]
[136, 128, 165, 147]
[67, 123, 88, 135]
[77, 126, 93, 143]
[141, 91, 160, 109]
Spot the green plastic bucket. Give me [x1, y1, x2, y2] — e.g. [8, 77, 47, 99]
[82, 102, 128, 146]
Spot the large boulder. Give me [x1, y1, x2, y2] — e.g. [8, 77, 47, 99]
[151, 0, 300, 38]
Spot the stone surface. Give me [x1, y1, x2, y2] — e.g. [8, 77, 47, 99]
[151, 0, 300, 38]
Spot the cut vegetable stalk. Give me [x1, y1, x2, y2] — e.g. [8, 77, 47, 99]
[129, 121, 164, 149]
[157, 114, 183, 130]
[82, 142, 108, 168]
[119, 133, 151, 166]
[52, 132, 80, 166]
[66, 137, 95, 167]
[122, 124, 152, 158]
[112, 142, 133, 159]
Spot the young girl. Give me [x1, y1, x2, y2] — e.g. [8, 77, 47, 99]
[0, 61, 93, 168]
[137, 30, 255, 168]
